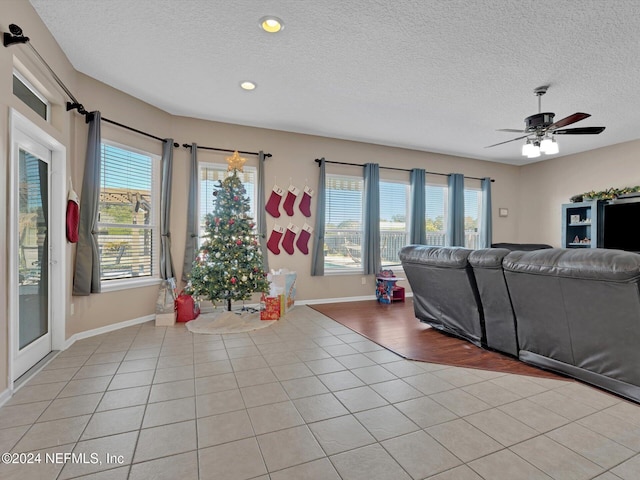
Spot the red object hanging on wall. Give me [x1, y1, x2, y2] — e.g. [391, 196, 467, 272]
[66, 187, 79, 243]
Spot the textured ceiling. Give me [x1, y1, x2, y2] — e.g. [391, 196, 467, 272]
[28, 0, 640, 165]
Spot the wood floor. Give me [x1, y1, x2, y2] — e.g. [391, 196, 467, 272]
[311, 298, 564, 379]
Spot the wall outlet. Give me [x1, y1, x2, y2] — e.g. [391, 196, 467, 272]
[70, 303, 74, 315]
[361, 277, 366, 285]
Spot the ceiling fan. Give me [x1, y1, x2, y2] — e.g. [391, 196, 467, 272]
[486, 86, 606, 158]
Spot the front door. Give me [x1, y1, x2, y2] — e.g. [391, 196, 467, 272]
[13, 129, 52, 379]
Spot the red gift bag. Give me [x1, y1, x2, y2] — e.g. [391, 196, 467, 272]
[175, 293, 200, 322]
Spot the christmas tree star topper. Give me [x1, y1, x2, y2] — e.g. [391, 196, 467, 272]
[226, 150, 246, 172]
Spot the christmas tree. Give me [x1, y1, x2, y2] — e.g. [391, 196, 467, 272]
[185, 151, 269, 311]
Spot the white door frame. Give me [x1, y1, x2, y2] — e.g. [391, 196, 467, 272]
[9, 109, 66, 384]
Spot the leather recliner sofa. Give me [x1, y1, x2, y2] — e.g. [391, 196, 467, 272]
[399, 245, 640, 403]
[398, 246, 485, 347]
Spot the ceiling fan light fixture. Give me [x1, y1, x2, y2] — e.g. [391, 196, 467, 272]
[260, 16, 284, 33]
[544, 137, 559, 155]
[527, 142, 541, 158]
[522, 139, 534, 157]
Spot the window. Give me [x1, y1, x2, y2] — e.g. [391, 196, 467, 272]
[198, 163, 257, 244]
[464, 188, 483, 249]
[324, 174, 364, 273]
[380, 180, 409, 265]
[425, 184, 448, 246]
[13, 71, 49, 121]
[97, 142, 159, 283]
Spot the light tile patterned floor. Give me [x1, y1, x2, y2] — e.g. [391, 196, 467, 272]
[0, 305, 639, 479]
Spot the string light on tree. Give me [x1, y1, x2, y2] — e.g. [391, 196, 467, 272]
[185, 151, 268, 311]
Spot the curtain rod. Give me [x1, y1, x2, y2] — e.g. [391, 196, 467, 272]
[182, 143, 272, 158]
[314, 158, 495, 182]
[5, 23, 179, 147]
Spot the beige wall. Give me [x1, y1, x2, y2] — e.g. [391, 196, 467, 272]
[169, 116, 521, 301]
[517, 139, 640, 246]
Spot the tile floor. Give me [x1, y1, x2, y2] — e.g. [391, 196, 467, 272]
[0, 306, 639, 479]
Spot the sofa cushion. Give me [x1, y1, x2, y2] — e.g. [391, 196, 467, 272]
[399, 245, 471, 268]
[504, 248, 640, 283]
[469, 248, 511, 269]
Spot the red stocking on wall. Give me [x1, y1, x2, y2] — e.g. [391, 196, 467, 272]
[265, 185, 284, 218]
[282, 185, 300, 216]
[267, 224, 284, 255]
[296, 223, 313, 255]
[282, 223, 299, 255]
[299, 185, 314, 217]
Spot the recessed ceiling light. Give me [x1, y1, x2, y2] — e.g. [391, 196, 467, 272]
[240, 81, 256, 91]
[259, 16, 284, 33]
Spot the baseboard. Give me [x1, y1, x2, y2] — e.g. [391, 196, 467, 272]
[0, 387, 12, 408]
[63, 314, 156, 350]
[299, 292, 412, 306]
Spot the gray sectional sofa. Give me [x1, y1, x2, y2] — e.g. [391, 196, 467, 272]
[399, 245, 640, 403]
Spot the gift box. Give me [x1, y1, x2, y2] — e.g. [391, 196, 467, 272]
[261, 296, 281, 320]
[269, 269, 296, 314]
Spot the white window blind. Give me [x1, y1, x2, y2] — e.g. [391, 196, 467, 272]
[380, 180, 409, 265]
[464, 188, 483, 249]
[98, 143, 159, 282]
[198, 164, 257, 244]
[324, 174, 364, 273]
[425, 184, 448, 246]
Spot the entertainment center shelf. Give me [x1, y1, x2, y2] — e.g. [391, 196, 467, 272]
[562, 197, 640, 251]
[561, 200, 601, 249]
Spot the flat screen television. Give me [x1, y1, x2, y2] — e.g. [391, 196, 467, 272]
[603, 201, 640, 252]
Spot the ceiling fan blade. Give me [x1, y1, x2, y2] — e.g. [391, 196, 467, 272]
[485, 134, 530, 148]
[553, 126, 606, 135]
[548, 112, 591, 130]
[497, 129, 526, 133]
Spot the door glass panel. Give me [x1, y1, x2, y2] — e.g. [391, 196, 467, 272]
[18, 148, 49, 349]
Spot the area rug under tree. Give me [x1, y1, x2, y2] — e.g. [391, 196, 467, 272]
[186, 309, 276, 334]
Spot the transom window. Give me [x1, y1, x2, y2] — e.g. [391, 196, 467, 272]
[97, 142, 159, 283]
[13, 71, 50, 121]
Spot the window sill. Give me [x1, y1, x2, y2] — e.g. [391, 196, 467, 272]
[100, 277, 162, 293]
[324, 269, 364, 276]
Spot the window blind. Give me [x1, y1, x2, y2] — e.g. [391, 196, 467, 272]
[98, 143, 157, 281]
[380, 180, 409, 265]
[425, 184, 448, 246]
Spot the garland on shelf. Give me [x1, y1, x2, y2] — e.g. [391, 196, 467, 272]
[570, 185, 640, 203]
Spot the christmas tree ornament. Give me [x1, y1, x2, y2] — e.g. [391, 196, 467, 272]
[265, 184, 284, 217]
[267, 224, 285, 255]
[296, 223, 314, 255]
[299, 185, 314, 217]
[283, 184, 300, 216]
[226, 150, 246, 172]
[282, 223, 300, 255]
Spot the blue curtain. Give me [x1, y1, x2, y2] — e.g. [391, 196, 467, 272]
[257, 151, 269, 271]
[447, 173, 465, 247]
[480, 177, 493, 248]
[362, 163, 381, 274]
[73, 111, 102, 295]
[159, 139, 175, 280]
[310, 158, 326, 276]
[182, 144, 199, 281]
[409, 168, 426, 244]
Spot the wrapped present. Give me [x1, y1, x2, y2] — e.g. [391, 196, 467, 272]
[269, 269, 296, 314]
[261, 295, 280, 320]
